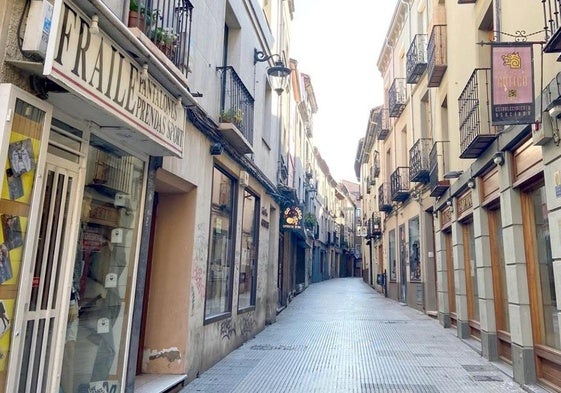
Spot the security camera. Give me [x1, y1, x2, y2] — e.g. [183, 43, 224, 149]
[548, 104, 561, 119]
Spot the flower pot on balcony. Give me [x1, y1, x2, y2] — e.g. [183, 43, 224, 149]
[128, 10, 146, 31]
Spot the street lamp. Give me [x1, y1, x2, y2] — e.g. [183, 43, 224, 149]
[254, 49, 291, 95]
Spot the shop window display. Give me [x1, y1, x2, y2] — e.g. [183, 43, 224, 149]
[205, 167, 236, 319]
[60, 138, 144, 393]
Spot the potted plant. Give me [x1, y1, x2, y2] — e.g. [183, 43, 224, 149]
[150, 27, 178, 59]
[219, 108, 244, 127]
[128, 0, 145, 30]
[304, 212, 317, 229]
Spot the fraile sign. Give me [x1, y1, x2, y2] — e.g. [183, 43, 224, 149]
[45, 1, 184, 156]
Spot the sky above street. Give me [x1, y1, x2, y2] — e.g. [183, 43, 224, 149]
[291, 1, 396, 182]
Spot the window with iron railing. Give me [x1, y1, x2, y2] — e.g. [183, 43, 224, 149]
[389, 79, 407, 118]
[406, 34, 427, 84]
[427, 25, 447, 88]
[543, 0, 561, 52]
[216, 66, 255, 144]
[390, 167, 410, 202]
[128, 0, 193, 76]
[409, 138, 432, 183]
[458, 68, 495, 158]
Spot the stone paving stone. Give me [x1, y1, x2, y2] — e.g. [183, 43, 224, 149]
[180, 278, 540, 393]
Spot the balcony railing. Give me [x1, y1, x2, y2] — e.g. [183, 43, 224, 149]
[406, 34, 428, 84]
[378, 183, 392, 213]
[429, 141, 450, 197]
[427, 25, 447, 88]
[458, 68, 496, 159]
[128, 0, 193, 76]
[390, 167, 410, 202]
[377, 108, 391, 140]
[389, 78, 407, 118]
[409, 138, 432, 183]
[217, 66, 255, 153]
[544, 0, 561, 52]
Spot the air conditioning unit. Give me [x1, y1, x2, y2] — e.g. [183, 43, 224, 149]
[22, 0, 54, 59]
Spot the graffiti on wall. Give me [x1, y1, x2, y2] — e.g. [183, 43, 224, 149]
[240, 314, 256, 337]
[220, 318, 236, 340]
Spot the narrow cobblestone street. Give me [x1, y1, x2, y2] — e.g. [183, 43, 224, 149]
[181, 278, 537, 393]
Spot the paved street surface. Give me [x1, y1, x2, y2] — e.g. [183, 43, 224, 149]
[180, 278, 536, 393]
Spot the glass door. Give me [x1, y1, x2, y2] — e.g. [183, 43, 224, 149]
[17, 157, 80, 393]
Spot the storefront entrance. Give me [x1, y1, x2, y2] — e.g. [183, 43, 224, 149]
[15, 154, 80, 392]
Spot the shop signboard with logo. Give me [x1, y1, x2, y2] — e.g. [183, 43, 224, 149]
[491, 43, 535, 126]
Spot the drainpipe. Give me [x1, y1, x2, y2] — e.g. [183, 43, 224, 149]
[494, 0, 501, 43]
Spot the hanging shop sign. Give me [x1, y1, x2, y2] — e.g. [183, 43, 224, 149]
[281, 205, 303, 231]
[491, 43, 535, 126]
[44, 1, 184, 156]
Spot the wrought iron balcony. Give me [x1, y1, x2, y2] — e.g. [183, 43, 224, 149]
[377, 108, 391, 140]
[372, 212, 382, 236]
[217, 66, 255, 154]
[128, 0, 193, 76]
[543, 0, 561, 52]
[389, 79, 407, 118]
[429, 141, 450, 197]
[390, 167, 410, 202]
[409, 138, 432, 183]
[378, 183, 392, 213]
[406, 34, 428, 84]
[427, 25, 447, 88]
[458, 68, 496, 159]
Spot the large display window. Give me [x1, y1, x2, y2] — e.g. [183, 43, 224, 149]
[205, 167, 236, 320]
[59, 135, 145, 393]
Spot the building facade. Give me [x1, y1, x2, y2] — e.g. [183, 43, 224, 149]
[0, 0, 294, 392]
[358, 0, 561, 391]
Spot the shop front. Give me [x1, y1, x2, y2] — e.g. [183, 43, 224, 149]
[0, 1, 188, 391]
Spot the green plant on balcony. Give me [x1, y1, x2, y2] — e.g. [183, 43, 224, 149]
[304, 212, 317, 229]
[220, 108, 244, 127]
[150, 27, 178, 59]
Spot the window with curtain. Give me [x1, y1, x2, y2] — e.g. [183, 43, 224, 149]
[238, 189, 259, 310]
[205, 167, 236, 319]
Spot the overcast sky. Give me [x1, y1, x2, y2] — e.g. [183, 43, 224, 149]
[291, 1, 396, 182]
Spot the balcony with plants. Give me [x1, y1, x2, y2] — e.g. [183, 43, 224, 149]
[390, 167, 410, 202]
[127, 0, 193, 77]
[427, 25, 447, 88]
[406, 34, 428, 84]
[378, 183, 392, 213]
[409, 138, 432, 183]
[388, 78, 407, 118]
[458, 68, 496, 158]
[216, 66, 255, 155]
[429, 141, 450, 198]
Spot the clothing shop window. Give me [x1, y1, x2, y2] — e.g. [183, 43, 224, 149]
[238, 189, 259, 310]
[60, 135, 145, 393]
[389, 229, 396, 281]
[409, 216, 420, 281]
[205, 167, 236, 319]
